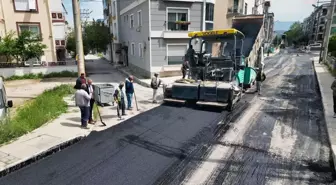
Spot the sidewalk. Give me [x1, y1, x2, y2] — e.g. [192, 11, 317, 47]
[0, 63, 164, 176]
[115, 65, 181, 88]
[313, 57, 336, 171]
[0, 90, 162, 175]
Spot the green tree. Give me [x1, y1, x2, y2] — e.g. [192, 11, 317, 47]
[66, 30, 89, 56]
[0, 31, 46, 63]
[83, 20, 112, 53]
[272, 35, 282, 46]
[328, 35, 336, 57]
[284, 22, 304, 46]
[0, 31, 17, 63]
[13, 30, 47, 62]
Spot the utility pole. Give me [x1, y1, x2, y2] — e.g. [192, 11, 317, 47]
[322, 0, 336, 63]
[72, 0, 85, 75]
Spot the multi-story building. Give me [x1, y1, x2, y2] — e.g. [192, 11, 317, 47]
[0, 0, 67, 63]
[303, 3, 330, 44]
[103, 0, 265, 77]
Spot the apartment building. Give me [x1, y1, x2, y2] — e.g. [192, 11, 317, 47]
[0, 0, 67, 63]
[103, 0, 264, 77]
[303, 3, 330, 44]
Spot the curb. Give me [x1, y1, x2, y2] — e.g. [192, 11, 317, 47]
[0, 136, 84, 178]
[311, 59, 336, 172]
[114, 66, 151, 88]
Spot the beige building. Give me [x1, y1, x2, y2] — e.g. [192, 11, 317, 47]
[213, 0, 264, 30]
[0, 0, 67, 63]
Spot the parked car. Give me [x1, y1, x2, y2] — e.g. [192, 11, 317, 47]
[0, 78, 13, 120]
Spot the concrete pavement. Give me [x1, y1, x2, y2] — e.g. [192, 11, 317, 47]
[313, 56, 336, 172]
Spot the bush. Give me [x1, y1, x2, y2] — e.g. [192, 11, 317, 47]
[0, 84, 75, 145]
[5, 71, 78, 81]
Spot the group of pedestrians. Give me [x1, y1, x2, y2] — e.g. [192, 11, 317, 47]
[74, 73, 96, 129]
[74, 72, 163, 126]
[113, 75, 135, 119]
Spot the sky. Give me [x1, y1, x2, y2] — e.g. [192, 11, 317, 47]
[63, 0, 318, 26]
[63, 0, 104, 26]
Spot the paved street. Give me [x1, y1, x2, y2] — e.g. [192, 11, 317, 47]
[0, 50, 334, 185]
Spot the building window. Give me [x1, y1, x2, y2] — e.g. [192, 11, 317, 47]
[167, 8, 188, 31]
[205, 3, 214, 21]
[130, 14, 134, 28]
[131, 43, 135, 55]
[113, 23, 117, 35]
[17, 23, 41, 39]
[138, 43, 143, 57]
[244, 3, 247, 15]
[322, 8, 328, 16]
[167, 44, 187, 65]
[52, 13, 57, 18]
[57, 13, 63, 19]
[124, 16, 127, 22]
[14, 0, 38, 12]
[137, 10, 142, 27]
[112, 1, 116, 16]
[333, 16, 336, 25]
[205, 22, 213, 31]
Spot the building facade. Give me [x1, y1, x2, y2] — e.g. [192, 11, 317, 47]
[303, 3, 330, 44]
[104, 0, 263, 78]
[0, 0, 66, 63]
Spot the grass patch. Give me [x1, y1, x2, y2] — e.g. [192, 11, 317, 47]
[5, 71, 78, 81]
[97, 53, 104, 58]
[0, 84, 75, 145]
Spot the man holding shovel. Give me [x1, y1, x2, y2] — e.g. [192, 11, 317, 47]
[125, 75, 134, 110]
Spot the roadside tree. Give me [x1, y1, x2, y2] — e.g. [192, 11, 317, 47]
[83, 20, 112, 53]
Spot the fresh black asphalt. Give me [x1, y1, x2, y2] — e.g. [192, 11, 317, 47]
[0, 50, 335, 185]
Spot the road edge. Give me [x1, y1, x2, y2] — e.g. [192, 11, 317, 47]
[0, 136, 84, 178]
[312, 59, 336, 173]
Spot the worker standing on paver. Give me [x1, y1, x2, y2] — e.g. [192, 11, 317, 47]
[87, 79, 96, 124]
[125, 75, 134, 110]
[151, 73, 161, 103]
[255, 69, 266, 95]
[114, 82, 126, 118]
[331, 78, 336, 118]
[181, 56, 190, 79]
[75, 84, 91, 129]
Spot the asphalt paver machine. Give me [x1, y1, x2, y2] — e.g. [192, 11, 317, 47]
[163, 29, 247, 111]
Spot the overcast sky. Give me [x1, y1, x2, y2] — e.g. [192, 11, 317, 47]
[63, 0, 319, 26]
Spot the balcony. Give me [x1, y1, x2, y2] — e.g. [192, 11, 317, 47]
[163, 21, 190, 39]
[227, 6, 243, 17]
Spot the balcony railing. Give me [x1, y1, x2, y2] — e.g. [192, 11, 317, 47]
[166, 21, 190, 31]
[227, 6, 243, 16]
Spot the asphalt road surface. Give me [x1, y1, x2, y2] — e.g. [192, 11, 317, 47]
[0, 50, 335, 185]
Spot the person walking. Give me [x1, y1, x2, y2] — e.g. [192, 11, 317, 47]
[114, 82, 126, 118]
[125, 75, 134, 110]
[74, 73, 87, 90]
[331, 78, 336, 118]
[87, 79, 96, 124]
[255, 69, 266, 95]
[75, 84, 91, 128]
[151, 73, 161, 103]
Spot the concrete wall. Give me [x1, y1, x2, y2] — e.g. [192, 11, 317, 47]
[119, 0, 150, 77]
[0, 66, 77, 78]
[1, 0, 57, 63]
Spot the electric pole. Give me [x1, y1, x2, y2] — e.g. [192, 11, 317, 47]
[72, 0, 85, 75]
[322, 0, 336, 63]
